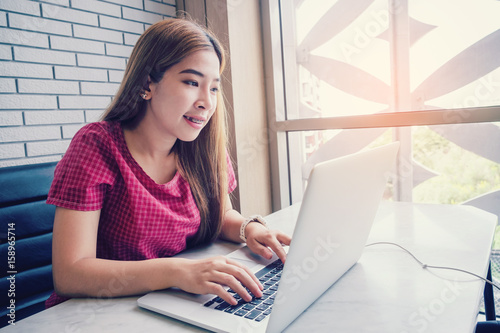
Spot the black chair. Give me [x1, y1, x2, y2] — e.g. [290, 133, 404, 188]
[0, 162, 57, 327]
[475, 263, 500, 333]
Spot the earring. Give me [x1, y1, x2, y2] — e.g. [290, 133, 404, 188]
[141, 92, 147, 99]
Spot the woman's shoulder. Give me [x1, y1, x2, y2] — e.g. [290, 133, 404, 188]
[55, 121, 124, 181]
[71, 121, 121, 146]
[61, 121, 124, 164]
[74, 121, 116, 137]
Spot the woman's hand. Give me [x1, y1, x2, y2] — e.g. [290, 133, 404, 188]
[244, 223, 291, 263]
[174, 256, 264, 305]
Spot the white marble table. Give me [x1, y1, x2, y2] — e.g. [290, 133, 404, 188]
[2, 202, 497, 333]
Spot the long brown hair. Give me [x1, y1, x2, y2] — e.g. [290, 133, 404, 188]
[102, 18, 229, 246]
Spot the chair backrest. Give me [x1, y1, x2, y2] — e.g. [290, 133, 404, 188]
[0, 162, 57, 327]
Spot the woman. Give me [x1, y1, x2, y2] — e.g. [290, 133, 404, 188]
[46, 18, 290, 308]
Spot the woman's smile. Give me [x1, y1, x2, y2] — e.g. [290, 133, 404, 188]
[183, 115, 206, 129]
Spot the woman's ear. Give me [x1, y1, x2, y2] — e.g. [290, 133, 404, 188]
[140, 76, 153, 100]
[145, 75, 152, 92]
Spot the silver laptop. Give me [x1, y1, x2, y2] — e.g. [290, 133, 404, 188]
[137, 142, 400, 333]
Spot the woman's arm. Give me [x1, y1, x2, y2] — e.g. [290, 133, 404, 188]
[52, 207, 263, 305]
[219, 195, 291, 263]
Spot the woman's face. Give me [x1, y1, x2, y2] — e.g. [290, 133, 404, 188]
[145, 49, 221, 142]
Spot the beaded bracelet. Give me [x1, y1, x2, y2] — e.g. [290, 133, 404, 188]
[239, 215, 268, 242]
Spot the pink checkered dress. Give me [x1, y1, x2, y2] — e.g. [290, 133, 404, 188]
[45, 121, 236, 307]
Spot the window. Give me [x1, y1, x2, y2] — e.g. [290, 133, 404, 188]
[262, 0, 500, 219]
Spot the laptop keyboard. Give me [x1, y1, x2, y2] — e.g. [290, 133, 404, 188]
[203, 259, 283, 322]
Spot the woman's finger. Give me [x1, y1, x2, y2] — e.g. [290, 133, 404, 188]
[261, 233, 287, 263]
[209, 271, 251, 304]
[247, 237, 274, 260]
[224, 258, 263, 297]
[206, 258, 262, 303]
[248, 230, 291, 263]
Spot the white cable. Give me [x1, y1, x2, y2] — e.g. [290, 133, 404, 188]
[365, 241, 500, 292]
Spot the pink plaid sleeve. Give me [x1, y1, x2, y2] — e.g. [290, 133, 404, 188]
[47, 124, 117, 211]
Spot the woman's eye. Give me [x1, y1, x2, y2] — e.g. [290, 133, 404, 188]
[211, 87, 219, 93]
[184, 80, 198, 87]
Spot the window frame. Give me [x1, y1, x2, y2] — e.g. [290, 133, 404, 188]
[262, 0, 500, 211]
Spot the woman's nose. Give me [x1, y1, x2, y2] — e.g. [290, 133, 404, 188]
[195, 89, 214, 110]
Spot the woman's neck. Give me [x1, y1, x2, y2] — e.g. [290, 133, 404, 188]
[123, 120, 178, 184]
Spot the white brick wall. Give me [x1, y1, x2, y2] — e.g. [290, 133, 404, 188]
[0, 78, 16, 93]
[0, 0, 40, 16]
[54, 66, 108, 81]
[9, 13, 73, 36]
[14, 46, 76, 65]
[0, 45, 12, 60]
[81, 82, 120, 96]
[0, 27, 49, 47]
[0, 0, 176, 167]
[18, 79, 80, 94]
[50, 35, 105, 54]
